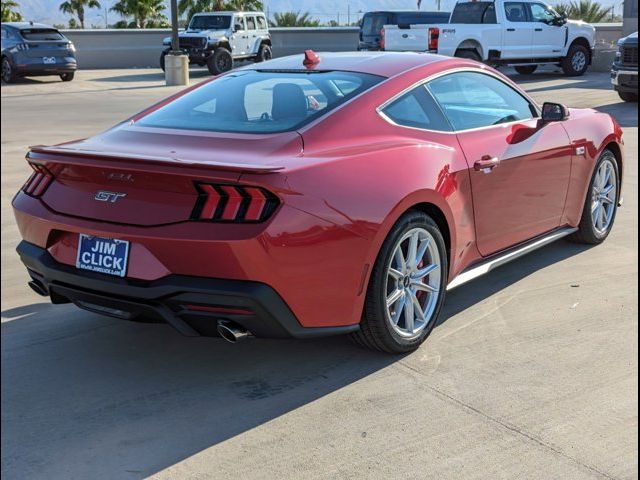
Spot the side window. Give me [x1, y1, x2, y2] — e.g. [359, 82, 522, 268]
[1, 27, 8, 40]
[234, 17, 245, 31]
[504, 2, 529, 22]
[257, 16, 267, 30]
[381, 86, 451, 131]
[483, 3, 497, 23]
[529, 3, 557, 23]
[246, 16, 256, 30]
[427, 72, 535, 131]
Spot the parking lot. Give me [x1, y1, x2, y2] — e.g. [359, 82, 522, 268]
[1, 69, 637, 479]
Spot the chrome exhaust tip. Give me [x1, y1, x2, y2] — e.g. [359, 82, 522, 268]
[217, 320, 250, 343]
[28, 280, 48, 296]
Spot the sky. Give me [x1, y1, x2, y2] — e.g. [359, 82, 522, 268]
[15, 0, 625, 28]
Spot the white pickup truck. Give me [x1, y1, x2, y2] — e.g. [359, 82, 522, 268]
[381, 0, 596, 76]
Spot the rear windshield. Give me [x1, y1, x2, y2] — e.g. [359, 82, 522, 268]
[188, 15, 231, 30]
[362, 12, 450, 34]
[137, 70, 383, 134]
[450, 2, 497, 23]
[20, 29, 65, 41]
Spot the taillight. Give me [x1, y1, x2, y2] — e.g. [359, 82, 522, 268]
[428, 27, 440, 52]
[191, 182, 279, 223]
[380, 28, 385, 50]
[22, 163, 54, 197]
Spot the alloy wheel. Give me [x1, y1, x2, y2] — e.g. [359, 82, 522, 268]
[591, 159, 617, 235]
[2, 59, 11, 83]
[384, 227, 441, 338]
[572, 51, 587, 73]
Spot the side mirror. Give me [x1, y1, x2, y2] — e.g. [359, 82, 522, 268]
[541, 102, 569, 122]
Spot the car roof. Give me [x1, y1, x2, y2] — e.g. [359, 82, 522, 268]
[248, 51, 449, 78]
[364, 10, 450, 14]
[2, 22, 56, 30]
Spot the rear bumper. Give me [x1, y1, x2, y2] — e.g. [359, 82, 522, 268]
[12, 56, 77, 76]
[17, 241, 359, 339]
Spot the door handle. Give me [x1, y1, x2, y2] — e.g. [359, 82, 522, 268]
[535, 28, 543, 31]
[474, 156, 501, 172]
[507, 28, 516, 31]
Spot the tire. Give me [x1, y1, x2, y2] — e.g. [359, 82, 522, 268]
[618, 91, 638, 102]
[60, 72, 74, 82]
[1, 57, 17, 83]
[159, 51, 166, 71]
[515, 65, 538, 75]
[569, 149, 620, 245]
[351, 211, 448, 354]
[561, 44, 590, 77]
[207, 48, 233, 75]
[254, 43, 272, 63]
[455, 49, 481, 62]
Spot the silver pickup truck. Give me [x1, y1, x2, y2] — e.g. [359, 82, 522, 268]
[382, 0, 596, 77]
[161, 11, 272, 75]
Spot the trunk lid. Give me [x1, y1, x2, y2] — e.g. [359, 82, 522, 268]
[30, 125, 301, 227]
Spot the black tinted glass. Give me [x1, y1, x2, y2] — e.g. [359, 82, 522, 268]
[450, 2, 497, 23]
[20, 29, 64, 41]
[189, 15, 231, 30]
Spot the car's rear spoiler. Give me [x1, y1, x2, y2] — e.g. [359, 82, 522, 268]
[27, 145, 285, 174]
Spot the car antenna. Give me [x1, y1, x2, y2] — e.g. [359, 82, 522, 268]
[303, 50, 321, 68]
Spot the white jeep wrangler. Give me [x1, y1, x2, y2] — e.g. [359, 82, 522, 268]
[161, 12, 272, 75]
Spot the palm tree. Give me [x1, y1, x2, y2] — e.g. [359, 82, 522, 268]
[59, 0, 101, 29]
[111, 0, 168, 28]
[1, 0, 23, 22]
[177, 0, 263, 22]
[554, 0, 612, 23]
[178, 0, 225, 20]
[269, 11, 320, 27]
[226, 0, 263, 10]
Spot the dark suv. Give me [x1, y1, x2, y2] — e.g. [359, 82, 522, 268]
[1, 22, 77, 83]
[358, 10, 451, 51]
[612, 31, 638, 102]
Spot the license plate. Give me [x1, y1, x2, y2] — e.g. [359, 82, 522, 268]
[76, 234, 130, 277]
[43, 57, 56, 64]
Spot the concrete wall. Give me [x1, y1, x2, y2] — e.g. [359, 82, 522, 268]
[62, 27, 360, 69]
[62, 25, 623, 70]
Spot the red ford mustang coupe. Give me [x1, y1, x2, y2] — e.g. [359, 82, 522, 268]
[13, 51, 624, 353]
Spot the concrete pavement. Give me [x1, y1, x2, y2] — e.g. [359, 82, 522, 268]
[1, 69, 637, 480]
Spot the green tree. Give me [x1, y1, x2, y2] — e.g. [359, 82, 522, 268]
[177, 0, 225, 20]
[177, 0, 262, 21]
[59, 0, 101, 29]
[554, 0, 612, 23]
[1, 0, 23, 22]
[225, 0, 263, 11]
[269, 11, 320, 27]
[111, 0, 168, 28]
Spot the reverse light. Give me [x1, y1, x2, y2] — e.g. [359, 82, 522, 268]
[191, 183, 279, 223]
[428, 27, 440, 52]
[22, 163, 54, 197]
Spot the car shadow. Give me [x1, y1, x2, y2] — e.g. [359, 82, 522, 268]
[0, 239, 594, 479]
[595, 102, 639, 128]
[91, 69, 212, 84]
